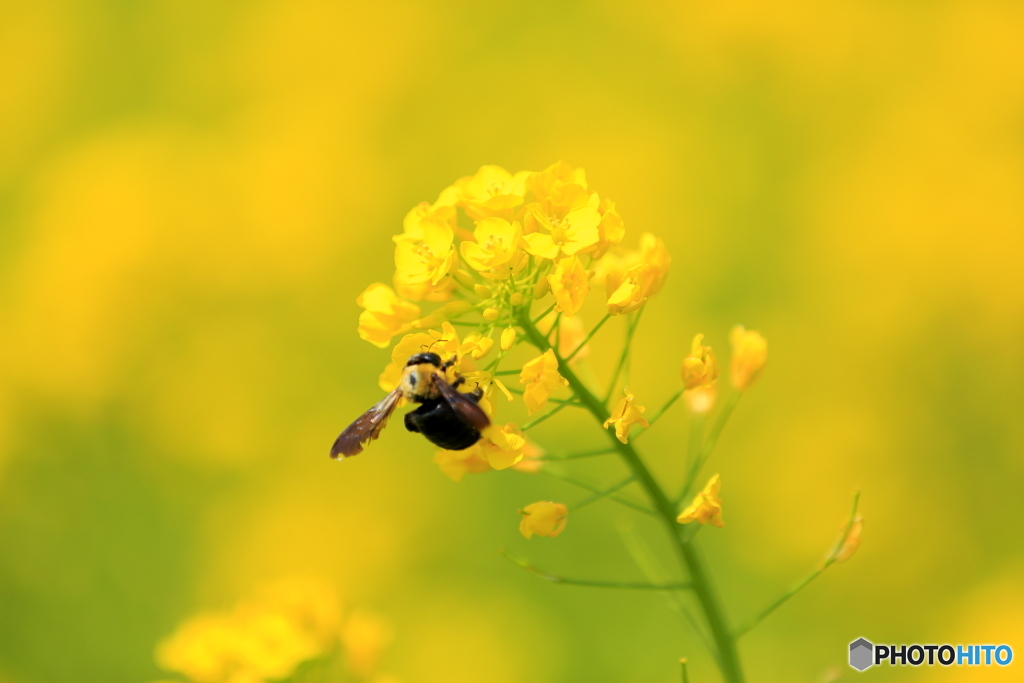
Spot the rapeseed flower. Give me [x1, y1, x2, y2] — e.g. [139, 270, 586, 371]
[603, 388, 649, 443]
[521, 203, 601, 259]
[460, 217, 523, 276]
[520, 349, 568, 414]
[677, 474, 724, 528]
[548, 256, 590, 318]
[681, 334, 719, 389]
[518, 501, 568, 539]
[730, 325, 768, 390]
[393, 214, 458, 302]
[452, 165, 530, 220]
[357, 283, 420, 348]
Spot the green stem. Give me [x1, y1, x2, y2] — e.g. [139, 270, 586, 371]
[604, 308, 645, 404]
[573, 475, 636, 510]
[680, 659, 691, 683]
[538, 447, 616, 461]
[539, 469, 656, 517]
[519, 311, 745, 683]
[677, 392, 741, 505]
[501, 550, 691, 591]
[632, 389, 684, 444]
[733, 492, 861, 638]
[532, 302, 556, 324]
[522, 401, 570, 431]
[564, 313, 610, 362]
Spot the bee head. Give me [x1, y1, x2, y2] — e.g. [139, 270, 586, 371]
[405, 352, 442, 368]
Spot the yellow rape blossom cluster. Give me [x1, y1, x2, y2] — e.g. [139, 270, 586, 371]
[155, 577, 396, 683]
[340, 164, 859, 679]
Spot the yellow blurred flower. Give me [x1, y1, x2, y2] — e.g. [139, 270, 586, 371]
[527, 161, 592, 219]
[521, 203, 601, 259]
[433, 444, 492, 482]
[684, 384, 718, 415]
[519, 349, 568, 414]
[603, 232, 671, 315]
[156, 577, 341, 683]
[729, 325, 768, 391]
[591, 197, 626, 259]
[452, 165, 530, 220]
[460, 217, 523, 274]
[606, 263, 658, 315]
[637, 232, 670, 296]
[409, 300, 473, 331]
[681, 333, 719, 389]
[518, 501, 568, 539]
[341, 609, 393, 680]
[833, 515, 863, 563]
[460, 333, 494, 360]
[603, 388, 649, 443]
[548, 256, 590, 318]
[511, 439, 546, 473]
[393, 212, 458, 301]
[481, 422, 526, 469]
[500, 326, 517, 351]
[356, 283, 420, 348]
[677, 474, 724, 528]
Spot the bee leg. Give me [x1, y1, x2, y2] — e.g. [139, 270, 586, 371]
[469, 383, 484, 402]
[450, 376, 466, 390]
[440, 355, 458, 372]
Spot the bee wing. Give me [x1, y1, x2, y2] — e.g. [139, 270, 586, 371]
[433, 373, 491, 432]
[330, 388, 404, 459]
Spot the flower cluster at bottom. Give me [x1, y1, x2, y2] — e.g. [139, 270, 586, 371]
[155, 577, 396, 683]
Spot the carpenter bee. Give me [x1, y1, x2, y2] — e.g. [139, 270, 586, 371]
[330, 352, 490, 458]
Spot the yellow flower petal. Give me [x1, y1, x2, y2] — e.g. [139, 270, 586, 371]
[356, 283, 420, 348]
[603, 388, 649, 443]
[730, 325, 767, 391]
[676, 474, 724, 528]
[519, 349, 568, 414]
[518, 501, 568, 539]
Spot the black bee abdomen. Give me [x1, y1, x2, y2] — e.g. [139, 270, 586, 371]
[404, 399, 481, 451]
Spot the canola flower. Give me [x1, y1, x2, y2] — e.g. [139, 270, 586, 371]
[156, 577, 397, 683]
[344, 163, 861, 683]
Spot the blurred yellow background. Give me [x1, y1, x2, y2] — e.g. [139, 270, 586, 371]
[1, 1, 1022, 682]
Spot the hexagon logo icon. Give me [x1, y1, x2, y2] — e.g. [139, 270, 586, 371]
[849, 638, 874, 671]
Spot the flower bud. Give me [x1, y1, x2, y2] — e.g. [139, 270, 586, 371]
[681, 334, 719, 390]
[500, 327, 517, 351]
[482, 307, 500, 321]
[454, 269, 477, 288]
[533, 278, 550, 300]
[729, 325, 767, 391]
[518, 501, 568, 539]
[474, 284, 492, 298]
[509, 292, 523, 306]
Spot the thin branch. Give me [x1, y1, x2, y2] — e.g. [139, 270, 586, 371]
[676, 391, 741, 505]
[537, 447, 616, 461]
[632, 389, 684, 444]
[539, 469, 656, 517]
[564, 313, 610, 362]
[603, 307, 645, 405]
[573, 475, 637, 510]
[521, 401, 570, 431]
[733, 492, 861, 638]
[500, 550, 691, 591]
[531, 302, 557, 324]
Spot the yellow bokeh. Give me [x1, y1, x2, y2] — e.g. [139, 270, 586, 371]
[1, 1, 1022, 682]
